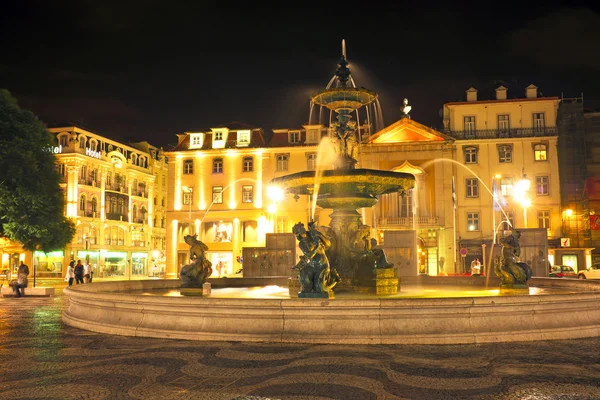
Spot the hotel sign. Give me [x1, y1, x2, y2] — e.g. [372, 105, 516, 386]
[48, 145, 62, 154]
[86, 148, 101, 159]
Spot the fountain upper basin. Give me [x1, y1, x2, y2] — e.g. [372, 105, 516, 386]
[270, 168, 414, 209]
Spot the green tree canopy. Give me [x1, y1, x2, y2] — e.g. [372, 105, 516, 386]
[0, 89, 75, 252]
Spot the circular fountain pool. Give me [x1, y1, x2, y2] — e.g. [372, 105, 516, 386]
[63, 277, 600, 345]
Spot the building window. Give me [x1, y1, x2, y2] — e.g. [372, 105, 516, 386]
[538, 210, 551, 230]
[91, 197, 97, 215]
[118, 198, 125, 215]
[466, 178, 479, 198]
[497, 114, 510, 135]
[500, 177, 513, 196]
[132, 204, 137, 220]
[212, 186, 223, 204]
[237, 131, 250, 145]
[464, 116, 475, 133]
[214, 131, 223, 141]
[534, 144, 547, 161]
[276, 154, 289, 171]
[467, 212, 480, 231]
[242, 157, 253, 172]
[183, 159, 194, 174]
[190, 134, 202, 147]
[536, 176, 549, 195]
[533, 113, 545, 132]
[500, 211, 515, 230]
[498, 145, 512, 163]
[464, 147, 478, 164]
[289, 131, 300, 144]
[59, 135, 68, 147]
[306, 129, 319, 143]
[307, 153, 317, 170]
[79, 195, 86, 211]
[213, 158, 223, 174]
[183, 188, 193, 205]
[400, 190, 413, 218]
[242, 186, 253, 203]
[79, 136, 86, 149]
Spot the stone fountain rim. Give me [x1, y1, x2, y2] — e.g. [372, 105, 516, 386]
[62, 278, 600, 345]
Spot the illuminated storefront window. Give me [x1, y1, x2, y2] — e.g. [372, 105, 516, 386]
[207, 252, 233, 277]
[132, 252, 148, 276]
[103, 251, 127, 277]
[33, 250, 64, 277]
[204, 222, 232, 242]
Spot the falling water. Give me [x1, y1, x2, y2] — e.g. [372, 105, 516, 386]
[311, 137, 338, 220]
[419, 158, 513, 286]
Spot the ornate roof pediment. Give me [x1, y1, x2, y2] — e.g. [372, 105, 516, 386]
[368, 118, 452, 144]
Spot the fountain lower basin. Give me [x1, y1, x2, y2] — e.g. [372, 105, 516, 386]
[62, 277, 600, 345]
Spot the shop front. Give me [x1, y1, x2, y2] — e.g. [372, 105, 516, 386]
[207, 251, 233, 278]
[101, 250, 127, 278]
[132, 252, 148, 277]
[33, 250, 64, 278]
[77, 250, 100, 274]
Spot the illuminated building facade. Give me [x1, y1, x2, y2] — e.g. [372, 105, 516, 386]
[164, 122, 338, 278]
[36, 126, 168, 279]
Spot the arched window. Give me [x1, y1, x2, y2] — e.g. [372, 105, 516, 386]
[91, 197, 97, 215]
[79, 195, 86, 211]
[79, 136, 86, 149]
[110, 197, 117, 213]
[104, 226, 125, 245]
[131, 154, 138, 166]
[118, 198, 125, 214]
[132, 204, 137, 220]
[242, 157, 253, 172]
[276, 154, 289, 171]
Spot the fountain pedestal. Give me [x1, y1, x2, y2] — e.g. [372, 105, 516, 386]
[180, 282, 211, 296]
[353, 267, 400, 295]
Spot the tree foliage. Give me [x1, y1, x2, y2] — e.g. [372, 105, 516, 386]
[0, 89, 75, 252]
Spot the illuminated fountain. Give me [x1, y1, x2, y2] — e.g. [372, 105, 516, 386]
[62, 46, 600, 345]
[271, 52, 414, 297]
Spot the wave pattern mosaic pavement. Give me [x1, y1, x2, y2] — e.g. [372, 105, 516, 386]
[0, 296, 599, 399]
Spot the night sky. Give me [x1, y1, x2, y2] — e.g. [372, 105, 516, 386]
[1, 1, 599, 148]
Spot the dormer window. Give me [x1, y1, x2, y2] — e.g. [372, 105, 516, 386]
[237, 130, 250, 146]
[306, 129, 319, 143]
[189, 133, 204, 149]
[214, 131, 223, 141]
[289, 131, 300, 144]
[212, 130, 226, 149]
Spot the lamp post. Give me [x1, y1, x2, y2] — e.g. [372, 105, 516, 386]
[492, 174, 501, 244]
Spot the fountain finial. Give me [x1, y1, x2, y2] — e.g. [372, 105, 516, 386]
[335, 55, 351, 88]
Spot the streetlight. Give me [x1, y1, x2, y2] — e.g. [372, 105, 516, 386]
[514, 172, 531, 229]
[492, 174, 501, 244]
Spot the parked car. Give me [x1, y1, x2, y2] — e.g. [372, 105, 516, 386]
[549, 265, 577, 278]
[577, 264, 600, 279]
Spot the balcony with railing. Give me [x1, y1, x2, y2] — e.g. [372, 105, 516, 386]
[447, 126, 557, 140]
[106, 213, 128, 221]
[377, 216, 440, 228]
[77, 209, 98, 218]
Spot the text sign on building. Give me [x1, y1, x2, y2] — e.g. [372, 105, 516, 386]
[48, 145, 62, 154]
[86, 147, 101, 159]
[561, 238, 571, 247]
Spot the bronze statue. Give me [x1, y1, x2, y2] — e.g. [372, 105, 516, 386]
[494, 230, 532, 288]
[292, 221, 340, 297]
[180, 234, 213, 288]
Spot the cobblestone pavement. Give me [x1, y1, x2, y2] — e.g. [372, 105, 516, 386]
[1, 293, 600, 399]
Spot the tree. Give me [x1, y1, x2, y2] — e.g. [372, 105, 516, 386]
[0, 89, 75, 252]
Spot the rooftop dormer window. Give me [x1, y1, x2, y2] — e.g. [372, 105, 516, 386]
[289, 131, 300, 144]
[212, 130, 226, 149]
[237, 130, 250, 146]
[189, 133, 204, 149]
[306, 129, 319, 144]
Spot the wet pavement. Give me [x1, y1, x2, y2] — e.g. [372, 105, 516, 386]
[0, 285, 600, 399]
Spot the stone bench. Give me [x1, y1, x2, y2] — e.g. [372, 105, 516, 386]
[1, 286, 55, 297]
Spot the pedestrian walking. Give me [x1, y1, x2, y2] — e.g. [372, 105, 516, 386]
[65, 261, 75, 286]
[74, 260, 84, 284]
[83, 260, 92, 283]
